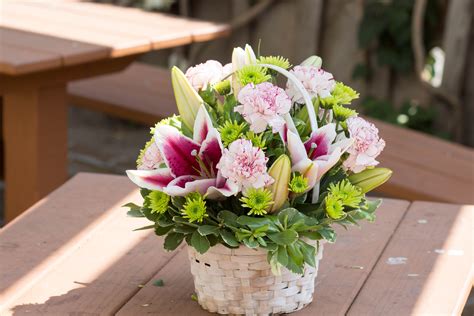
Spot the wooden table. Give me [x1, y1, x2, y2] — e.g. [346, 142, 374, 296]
[0, 173, 472, 315]
[0, 0, 229, 222]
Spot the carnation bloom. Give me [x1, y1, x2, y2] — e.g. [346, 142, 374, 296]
[137, 141, 163, 170]
[235, 82, 292, 133]
[217, 139, 274, 191]
[343, 117, 386, 173]
[185, 60, 232, 91]
[286, 65, 336, 103]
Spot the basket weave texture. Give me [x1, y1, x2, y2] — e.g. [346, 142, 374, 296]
[188, 241, 324, 315]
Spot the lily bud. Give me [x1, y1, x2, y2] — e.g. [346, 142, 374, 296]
[301, 55, 322, 68]
[267, 154, 291, 213]
[231, 44, 257, 94]
[171, 66, 204, 131]
[348, 167, 393, 194]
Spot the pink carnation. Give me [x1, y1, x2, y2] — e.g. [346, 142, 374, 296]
[138, 142, 163, 170]
[185, 60, 232, 91]
[343, 117, 386, 173]
[216, 139, 274, 190]
[286, 65, 335, 103]
[235, 82, 291, 133]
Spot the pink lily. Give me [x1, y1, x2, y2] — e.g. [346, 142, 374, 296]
[286, 123, 353, 194]
[126, 106, 238, 199]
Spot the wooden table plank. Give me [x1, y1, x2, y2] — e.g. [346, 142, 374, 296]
[116, 199, 410, 316]
[2, 198, 176, 315]
[5, 2, 192, 47]
[348, 202, 474, 316]
[0, 28, 109, 68]
[0, 174, 138, 311]
[374, 118, 474, 203]
[1, 3, 152, 58]
[0, 44, 61, 75]
[48, 1, 231, 44]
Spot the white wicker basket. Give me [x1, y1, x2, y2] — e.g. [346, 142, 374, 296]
[188, 241, 324, 315]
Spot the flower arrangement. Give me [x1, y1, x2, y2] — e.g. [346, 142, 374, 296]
[124, 44, 392, 276]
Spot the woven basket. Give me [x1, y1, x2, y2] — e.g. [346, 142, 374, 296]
[188, 241, 324, 315]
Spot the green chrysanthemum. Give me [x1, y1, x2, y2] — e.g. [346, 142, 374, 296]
[213, 79, 231, 95]
[333, 82, 359, 104]
[218, 120, 247, 146]
[328, 180, 363, 208]
[332, 104, 357, 121]
[150, 115, 182, 134]
[289, 174, 309, 194]
[240, 188, 274, 216]
[237, 65, 271, 86]
[258, 55, 291, 70]
[320, 82, 359, 109]
[147, 190, 170, 214]
[245, 131, 266, 149]
[325, 196, 345, 219]
[181, 193, 208, 223]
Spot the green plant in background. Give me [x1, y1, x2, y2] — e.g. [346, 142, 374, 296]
[353, 0, 448, 139]
[354, 0, 441, 79]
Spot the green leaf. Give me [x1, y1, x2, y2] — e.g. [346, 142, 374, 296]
[191, 231, 210, 254]
[243, 237, 259, 248]
[141, 207, 161, 222]
[133, 224, 154, 231]
[218, 210, 239, 227]
[318, 227, 336, 243]
[164, 232, 185, 251]
[267, 230, 298, 245]
[140, 188, 151, 199]
[364, 199, 382, 214]
[276, 246, 289, 266]
[173, 225, 196, 234]
[237, 216, 274, 231]
[220, 230, 239, 247]
[256, 236, 267, 247]
[298, 240, 316, 267]
[123, 202, 141, 210]
[299, 230, 323, 240]
[197, 225, 219, 236]
[157, 215, 174, 227]
[127, 209, 144, 217]
[155, 224, 173, 236]
[287, 243, 304, 266]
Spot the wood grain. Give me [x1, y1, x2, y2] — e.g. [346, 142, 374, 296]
[117, 199, 410, 316]
[0, 44, 61, 75]
[374, 118, 474, 204]
[0, 28, 109, 68]
[0, 174, 137, 311]
[3, 83, 68, 221]
[2, 190, 176, 315]
[348, 202, 474, 316]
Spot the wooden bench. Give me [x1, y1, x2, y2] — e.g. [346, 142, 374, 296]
[69, 68, 474, 204]
[0, 173, 472, 315]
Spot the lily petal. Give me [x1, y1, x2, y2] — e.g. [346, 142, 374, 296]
[154, 125, 200, 177]
[315, 148, 343, 181]
[164, 176, 216, 196]
[199, 128, 223, 174]
[193, 105, 213, 144]
[287, 129, 308, 166]
[126, 168, 174, 191]
[304, 123, 337, 159]
[206, 179, 239, 199]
